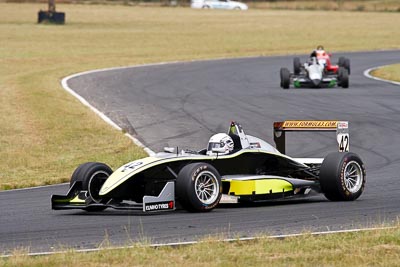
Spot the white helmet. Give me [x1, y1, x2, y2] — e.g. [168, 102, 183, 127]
[206, 133, 234, 156]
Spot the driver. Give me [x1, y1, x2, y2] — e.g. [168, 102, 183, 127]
[306, 51, 319, 66]
[310, 50, 317, 58]
[206, 133, 234, 156]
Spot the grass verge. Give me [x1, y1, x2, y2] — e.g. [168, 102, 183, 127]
[251, 0, 400, 12]
[371, 64, 400, 82]
[2, 226, 400, 266]
[1, 3, 400, 189]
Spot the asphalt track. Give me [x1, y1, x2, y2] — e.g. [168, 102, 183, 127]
[1, 50, 400, 255]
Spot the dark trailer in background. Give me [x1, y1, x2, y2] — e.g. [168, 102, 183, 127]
[38, 0, 65, 24]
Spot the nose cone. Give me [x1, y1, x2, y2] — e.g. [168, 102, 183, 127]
[312, 79, 321, 87]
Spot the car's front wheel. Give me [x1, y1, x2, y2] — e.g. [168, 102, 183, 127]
[70, 162, 113, 211]
[338, 67, 349, 88]
[319, 152, 366, 201]
[293, 57, 301, 75]
[176, 163, 222, 212]
[280, 68, 291, 89]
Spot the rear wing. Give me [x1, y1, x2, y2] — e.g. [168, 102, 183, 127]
[273, 120, 349, 154]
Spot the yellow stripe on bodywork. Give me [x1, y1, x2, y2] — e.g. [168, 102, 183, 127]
[227, 179, 293, 195]
[70, 195, 85, 204]
[52, 194, 85, 204]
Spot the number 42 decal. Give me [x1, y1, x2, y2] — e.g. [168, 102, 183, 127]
[338, 134, 349, 152]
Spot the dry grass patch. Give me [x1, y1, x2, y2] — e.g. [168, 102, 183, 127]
[371, 64, 400, 82]
[2, 226, 400, 266]
[252, 0, 400, 12]
[1, 3, 400, 189]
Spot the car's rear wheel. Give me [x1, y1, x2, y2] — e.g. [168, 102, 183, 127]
[344, 58, 351, 75]
[70, 162, 113, 211]
[176, 163, 222, 212]
[280, 68, 291, 89]
[293, 57, 301, 75]
[319, 152, 366, 201]
[338, 57, 351, 74]
[338, 67, 349, 88]
[338, 57, 345, 67]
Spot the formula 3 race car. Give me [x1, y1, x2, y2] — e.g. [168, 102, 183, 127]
[52, 121, 366, 213]
[280, 46, 350, 89]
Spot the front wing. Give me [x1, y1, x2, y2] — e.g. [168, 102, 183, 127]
[51, 181, 175, 212]
[292, 76, 338, 88]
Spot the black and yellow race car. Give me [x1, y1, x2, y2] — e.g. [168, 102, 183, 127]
[52, 121, 366, 213]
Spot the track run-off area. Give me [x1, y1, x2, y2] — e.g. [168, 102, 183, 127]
[1, 50, 399, 255]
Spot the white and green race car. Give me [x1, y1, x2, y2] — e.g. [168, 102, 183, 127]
[52, 121, 365, 213]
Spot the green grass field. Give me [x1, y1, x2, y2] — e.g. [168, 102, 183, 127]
[1, 3, 399, 190]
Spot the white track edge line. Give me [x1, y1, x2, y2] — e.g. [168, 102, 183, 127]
[364, 65, 400, 86]
[58, 56, 281, 156]
[61, 71, 157, 157]
[1, 226, 396, 258]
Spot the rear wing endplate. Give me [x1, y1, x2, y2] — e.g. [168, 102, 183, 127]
[273, 120, 349, 154]
[228, 121, 250, 149]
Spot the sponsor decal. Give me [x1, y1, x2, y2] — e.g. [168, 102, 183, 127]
[281, 121, 338, 128]
[192, 165, 207, 182]
[121, 161, 143, 172]
[337, 121, 349, 129]
[144, 201, 174, 212]
[250, 142, 261, 148]
[340, 158, 348, 192]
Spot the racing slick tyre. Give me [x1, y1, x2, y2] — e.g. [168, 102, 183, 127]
[319, 152, 366, 201]
[293, 57, 301, 75]
[280, 68, 290, 89]
[69, 162, 87, 187]
[70, 162, 113, 211]
[338, 57, 345, 67]
[344, 58, 351, 75]
[338, 68, 349, 88]
[176, 163, 222, 212]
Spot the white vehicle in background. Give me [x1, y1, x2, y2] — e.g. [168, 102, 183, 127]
[191, 0, 248, 10]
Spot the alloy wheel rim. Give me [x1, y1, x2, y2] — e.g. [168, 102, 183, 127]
[344, 161, 363, 193]
[88, 170, 110, 203]
[194, 171, 219, 205]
